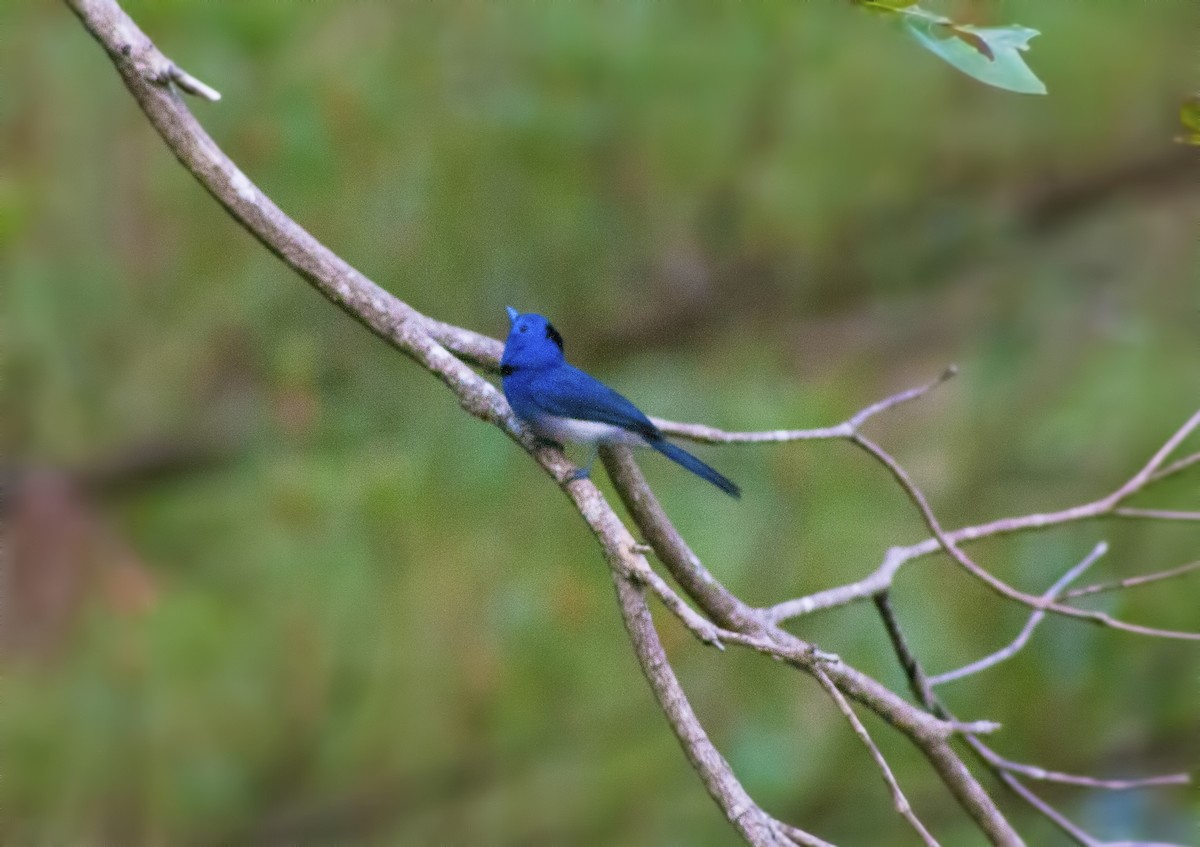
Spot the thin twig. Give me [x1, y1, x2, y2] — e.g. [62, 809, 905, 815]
[874, 593, 1191, 847]
[1105, 409, 1200, 503]
[874, 591, 1092, 845]
[976, 745, 1191, 847]
[1063, 559, 1200, 601]
[973, 744, 1190, 791]
[851, 434, 1200, 640]
[845, 365, 958, 433]
[767, 408, 1200, 623]
[928, 542, 1108, 687]
[603, 448, 1023, 846]
[636, 599, 994, 744]
[1111, 507, 1200, 521]
[812, 666, 940, 846]
[627, 549, 727, 650]
[602, 450, 974, 739]
[651, 366, 957, 444]
[1149, 450, 1200, 483]
[991, 769, 1101, 847]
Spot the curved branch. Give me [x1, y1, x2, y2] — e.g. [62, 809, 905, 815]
[769, 411, 1200, 623]
[67, 0, 506, 377]
[652, 366, 957, 444]
[62, 3, 1190, 845]
[850, 434, 1200, 641]
[928, 542, 1107, 687]
[61, 2, 828, 844]
[874, 593, 1192, 847]
[600, 447, 1023, 846]
[613, 574, 804, 847]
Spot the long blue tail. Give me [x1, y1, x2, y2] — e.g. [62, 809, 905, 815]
[648, 438, 741, 498]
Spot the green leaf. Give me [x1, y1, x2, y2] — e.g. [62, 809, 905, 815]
[904, 20, 1047, 95]
[1179, 96, 1200, 146]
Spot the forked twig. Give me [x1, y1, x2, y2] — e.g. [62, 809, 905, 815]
[603, 447, 1021, 845]
[851, 433, 1200, 640]
[929, 542, 1108, 687]
[874, 593, 1192, 847]
[766, 404, 1200, 624]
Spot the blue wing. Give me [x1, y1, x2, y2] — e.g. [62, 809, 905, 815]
[526, 365, 660, 440]
[516, 363, 741, 498]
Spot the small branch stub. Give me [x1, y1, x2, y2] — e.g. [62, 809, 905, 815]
[166, 63, 221, 101]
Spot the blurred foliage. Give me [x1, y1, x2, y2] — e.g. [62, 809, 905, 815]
[1180, 95, 1200, 147]
[2, 0, 1198, 844]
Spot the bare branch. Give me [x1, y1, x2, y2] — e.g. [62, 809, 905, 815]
[637, 589, 1000, 757]
[990, 770, 1102, 847]
[928, 542, 1107, 687]
[811, 667, 940, 846]
[59, 4, 804, 844]
[765, 545, 910, 621]
[602, 447, 1023, 846]
[651, 366, 957, 444]
[769, 407, 1200, 624]
[633, 554, 727, 651]
[1063, 559, 1200, 601]
[974, 749, 1191, 847]
[1106, 408, 1200, 503]
[845, 365, 959, 433]
[850, 434, 1200, 640]
[601, 451, 964, 737]
[974, 745, 1190, 792]
[874, 592, 1090, 844]
[64, 2, 1192, 845]
[874, 593, 1191, 847]
[612, 575, 798, 846]
[1149, 450, 1200, 483]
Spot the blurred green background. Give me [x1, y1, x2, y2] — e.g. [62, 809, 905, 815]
[3, 1, 1198, 844]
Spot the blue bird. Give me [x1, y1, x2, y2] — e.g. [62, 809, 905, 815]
[501, 307, 740, 498]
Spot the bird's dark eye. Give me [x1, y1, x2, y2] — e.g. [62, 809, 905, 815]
[518, 325, 527, 333]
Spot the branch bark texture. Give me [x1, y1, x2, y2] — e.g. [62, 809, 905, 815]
[63, 2, 1196, 845]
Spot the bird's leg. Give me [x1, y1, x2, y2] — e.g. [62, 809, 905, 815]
[531, 434, 592, 482]
[566, 444, 599, 482]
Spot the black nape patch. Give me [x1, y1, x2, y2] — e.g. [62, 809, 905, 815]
[545, 322, 564, 352]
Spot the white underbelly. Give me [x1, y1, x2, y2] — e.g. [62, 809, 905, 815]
[534, 415, 645, 447]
